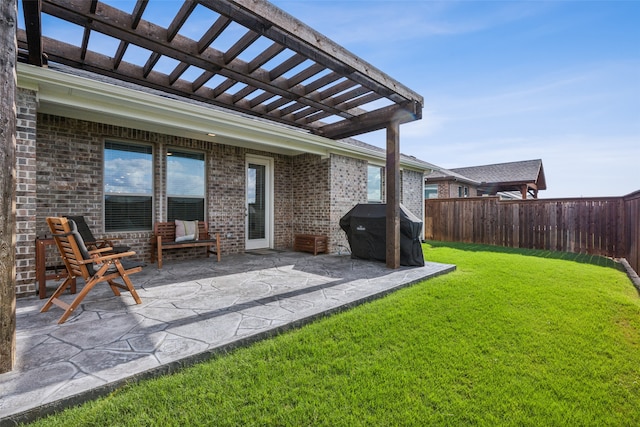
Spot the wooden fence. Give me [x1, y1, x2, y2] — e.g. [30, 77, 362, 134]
[425, 190, 640, 274]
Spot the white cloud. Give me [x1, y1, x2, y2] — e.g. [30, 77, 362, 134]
[272, 0, 554, 47]
[408, 133, 639, 198]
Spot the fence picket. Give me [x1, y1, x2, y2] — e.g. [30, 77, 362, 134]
[425, 192, 639, 274]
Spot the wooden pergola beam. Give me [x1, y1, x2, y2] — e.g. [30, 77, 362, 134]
[386, 120, 401, 269]
[38, 1, 338, 113]
[223, 29, 259, 63]
[202, 0, 422, 104]
[21, 0, 43, 66]
[20, 32, 351, 126]
[198, 15, 232, 54]
[167, 0, 197, 42]
[113, 0, 147, 69]
[320, 101, 421, 140]
[25, 0, 422, 138]
[1, 0, 18, 374]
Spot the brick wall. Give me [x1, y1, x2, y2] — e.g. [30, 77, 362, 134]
[292, 153, 331, 237]
[208, 144, 245, 254]
[401, 169, 425, 226]
[15, 89, 37, 296]
[21, 114, 300, 295]
[35, 116, 163, 267]
[272, 153, 294, 250]
[329, 154, 368, 253]
[435, 180, 479, 198]
[15, 107, 428, 295]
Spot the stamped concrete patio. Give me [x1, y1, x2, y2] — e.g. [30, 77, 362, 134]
[0, 250, 455, 425]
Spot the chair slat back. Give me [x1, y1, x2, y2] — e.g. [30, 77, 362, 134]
[154, 221, 176, 242]
[65, 215, 98, 244]
[46, 217, 93, 280]
[197, 221, 209, 240]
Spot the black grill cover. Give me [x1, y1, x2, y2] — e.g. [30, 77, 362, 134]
[339, 204, 425, 266]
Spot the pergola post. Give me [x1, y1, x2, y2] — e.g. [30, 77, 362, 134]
[385, 120, 400, 269]
[0, 0, 18, 373]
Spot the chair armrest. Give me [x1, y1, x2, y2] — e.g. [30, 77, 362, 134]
[100, 237, 121, 246]
[89, 247, 114, 255]
[92, 251, 137, 263]
[85, 238, 115, 248]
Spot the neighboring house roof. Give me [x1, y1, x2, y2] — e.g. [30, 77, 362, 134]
[425, 159, 547, 198]
[451, 159, 547, 190]
[423, 167, 480, 186]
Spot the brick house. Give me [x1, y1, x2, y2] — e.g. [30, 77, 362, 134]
[424, 159, 547, 200]
[2, 0, 435, 373]
[13, 63, 435, 297]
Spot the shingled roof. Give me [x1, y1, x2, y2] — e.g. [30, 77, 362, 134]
[426, 159, 547, 199]
[452, 159, 546, 189]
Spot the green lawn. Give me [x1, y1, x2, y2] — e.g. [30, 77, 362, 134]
[27, 242, 640, 426]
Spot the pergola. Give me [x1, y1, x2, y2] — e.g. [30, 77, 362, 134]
[20, 0, 423, 139]
[1, 0, 423, 372]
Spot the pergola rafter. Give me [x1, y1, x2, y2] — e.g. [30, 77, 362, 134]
[18, 0, 422, 139]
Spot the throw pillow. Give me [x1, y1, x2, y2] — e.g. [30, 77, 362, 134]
[175, 220, 199, 242]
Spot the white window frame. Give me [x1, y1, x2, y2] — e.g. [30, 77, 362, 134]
[166, 147, 206, 222]
[103, 140, 154, 232]
[367, 164, 384, 203]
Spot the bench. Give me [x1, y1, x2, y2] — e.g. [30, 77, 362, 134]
[151, 221, 221, 269]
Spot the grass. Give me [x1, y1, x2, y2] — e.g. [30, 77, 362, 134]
[26, 242, 640, 426]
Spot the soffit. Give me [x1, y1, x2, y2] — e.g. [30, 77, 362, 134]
[19, 62, 433, 171]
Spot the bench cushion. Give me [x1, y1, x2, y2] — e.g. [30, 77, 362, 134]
[175, 219, 199, 242]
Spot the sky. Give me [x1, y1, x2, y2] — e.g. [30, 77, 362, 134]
[269, 0, 640, 198]
[19, 0, 640, 198]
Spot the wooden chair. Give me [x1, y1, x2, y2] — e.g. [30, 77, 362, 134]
[41, 216, 143, 324]
[65, 215, 130, 253]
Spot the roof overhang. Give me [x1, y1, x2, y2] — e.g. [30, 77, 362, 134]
[18, 62, 432, 171]
[425, 176, 479, 186]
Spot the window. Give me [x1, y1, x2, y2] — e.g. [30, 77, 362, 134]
[167, 149, 205, 221]
[367, 165, 383, 202]
[458, 186, 469, 198]
[104, 141, 153, 231]
[424, 184, 438, 199]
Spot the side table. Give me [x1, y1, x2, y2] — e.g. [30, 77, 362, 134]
[36, 237, 76, 299]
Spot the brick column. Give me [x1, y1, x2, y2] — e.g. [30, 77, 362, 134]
[328, 154, 367, 254]
[15, 88, 38, 295]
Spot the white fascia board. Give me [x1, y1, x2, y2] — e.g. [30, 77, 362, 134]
[17, 63, 432, 170]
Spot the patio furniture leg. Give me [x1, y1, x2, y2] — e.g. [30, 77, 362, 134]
[40, 276, 75, 313]
[157, 235, 163, 269]
[47, 275, 101, 324]
[110, 261, 142, 304]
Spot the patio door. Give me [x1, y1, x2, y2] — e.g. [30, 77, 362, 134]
[245, 156, 273, 250]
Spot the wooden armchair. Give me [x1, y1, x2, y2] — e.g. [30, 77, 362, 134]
[65, 215, 130, 253]
[41, 216, 143, 324]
